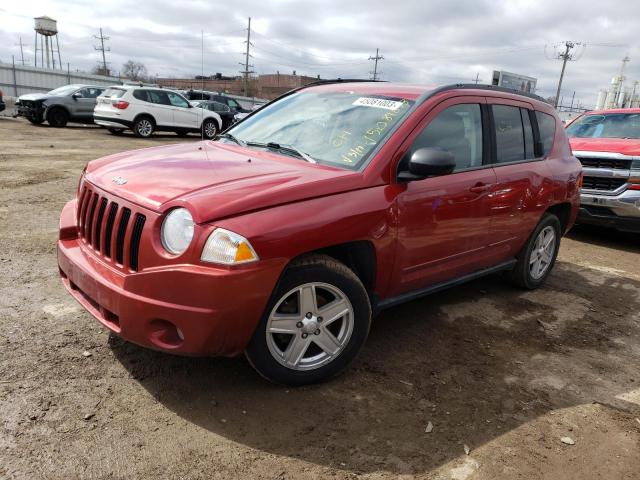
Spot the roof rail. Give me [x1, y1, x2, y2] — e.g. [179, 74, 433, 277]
[435, 83, 549, 103]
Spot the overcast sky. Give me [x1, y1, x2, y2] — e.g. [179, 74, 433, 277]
[1, 0, 639, 107]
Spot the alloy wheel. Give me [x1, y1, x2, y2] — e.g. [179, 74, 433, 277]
[265, 282, 354, 371]
[137, 119, 153, 137]
[529, 225, 556, 280]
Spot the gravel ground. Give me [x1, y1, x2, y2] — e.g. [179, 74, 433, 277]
[1, 117, 639, 480]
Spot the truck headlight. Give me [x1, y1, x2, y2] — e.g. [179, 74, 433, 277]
[161, 208, 194, 255]
[201, 228, 258, 265]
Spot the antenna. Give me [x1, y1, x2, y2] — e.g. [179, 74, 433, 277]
[368, 48, 384, 80]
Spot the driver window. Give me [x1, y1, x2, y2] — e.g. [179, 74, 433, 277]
[407, 104, 483, 172]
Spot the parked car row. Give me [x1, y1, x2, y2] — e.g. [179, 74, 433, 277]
[14, 83, 254, 138]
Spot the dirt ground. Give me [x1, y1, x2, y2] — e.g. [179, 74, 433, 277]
[1, 117, 639, 480]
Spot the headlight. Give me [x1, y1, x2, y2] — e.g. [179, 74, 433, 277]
[201, 228, 258, 265]
[161, 208, 194, 255]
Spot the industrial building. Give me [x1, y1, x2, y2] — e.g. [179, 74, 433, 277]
[157, 72, 320, 100]
[595, 56, 640, 109]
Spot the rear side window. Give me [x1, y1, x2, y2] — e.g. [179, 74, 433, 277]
[133, 90, 149, 102]
[535, 111, 556, 155]
[147, 90, 170, 105]
[102, 88, 126, 99]
[493, 105, 525, 163]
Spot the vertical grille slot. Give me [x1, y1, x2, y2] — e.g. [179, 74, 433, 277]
[93, 198, 108, 251]
[77, 187, 88, 225]
[115, 208, 131, 265]
[103, 203, 119, 259]
[129, 214, 146, 271]
[78, 188, 91, 233]
[85, 193, 99, 243]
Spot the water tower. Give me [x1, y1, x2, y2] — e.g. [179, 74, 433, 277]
[34, 16, 62, 70]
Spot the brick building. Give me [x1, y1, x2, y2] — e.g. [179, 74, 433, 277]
[157, 73, 320, 100]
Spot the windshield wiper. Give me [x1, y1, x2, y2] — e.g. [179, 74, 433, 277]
[246, 141, 317, 163]
[217, 133, 246, 146]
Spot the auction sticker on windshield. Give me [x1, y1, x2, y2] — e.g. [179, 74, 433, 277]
[352, 97, 405, 110]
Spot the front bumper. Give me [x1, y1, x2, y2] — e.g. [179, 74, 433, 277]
[16, 101, 44, 119]
[57, 199, 285, 356]
[578, 189, 640, 233]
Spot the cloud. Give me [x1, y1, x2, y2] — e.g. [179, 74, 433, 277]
[1, 0, 638, 107]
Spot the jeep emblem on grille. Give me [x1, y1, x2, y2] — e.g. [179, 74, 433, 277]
[112, 176, 127, 185]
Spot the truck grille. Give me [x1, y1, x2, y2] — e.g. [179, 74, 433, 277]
[77, 185, 146, 271]
[581, 176, 627, 192]
[577, 157, 631, 170]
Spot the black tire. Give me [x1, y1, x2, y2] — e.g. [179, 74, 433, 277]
[509, 213, 561, 289]
[133, 116, 154, 138]
[107, 128, 124, 135]
[27, 116, 44, 125]
[245, 254, 371, 386]
[201, 119, 218, 139]
[175, 130, 189, 137]
[47, 108, 68, 128]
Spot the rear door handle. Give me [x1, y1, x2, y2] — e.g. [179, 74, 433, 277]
[469, 183, 493, 193]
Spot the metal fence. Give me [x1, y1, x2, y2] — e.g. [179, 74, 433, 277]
[0, 59, 123, 98]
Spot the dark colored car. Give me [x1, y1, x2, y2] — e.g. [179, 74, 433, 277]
[16, 84, 105, 127]
[192, 100, 236, 130]
[58, 81, 581, 385]
[566, 109, 640, 233]
[184, 89, 250, 113]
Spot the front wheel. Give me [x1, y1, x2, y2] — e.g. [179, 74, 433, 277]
[509, 213, 561, 289]
[47, 108, 68, 128]
[245, 255, 371, 386]
[201, 119, 218, 139]
[107, 128, 124, 135]
[27, 116, 44, 125]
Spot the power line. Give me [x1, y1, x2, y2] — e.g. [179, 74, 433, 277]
[93, 28, 110, 75]
[551, 41, 584, 108]
[369, 48, 383, 81]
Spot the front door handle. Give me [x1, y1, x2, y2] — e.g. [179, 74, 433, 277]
[469, 182, 493, 193]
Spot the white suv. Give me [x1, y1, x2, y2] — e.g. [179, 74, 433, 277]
[94, 86, 222, 139]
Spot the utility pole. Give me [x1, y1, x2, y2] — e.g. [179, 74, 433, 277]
[553, 41, 582, 108]
[239, 17, 254, 96]
[368, 48, 383, 81]
[18, 37, 25, 65]
[473, 72, 482, 84]
[93, 28, 110, 75]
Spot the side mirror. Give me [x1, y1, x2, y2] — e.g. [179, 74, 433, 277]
[72, 92, 83, 100]
[398, 147, 456, 181]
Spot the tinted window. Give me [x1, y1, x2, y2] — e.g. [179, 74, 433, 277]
[167, 92, 189, 108]
[147, 90, 170, 105]
[409, 104, 483, 171]
[211, 101, 230, 112]
[133, 90, 149, 102]
[227, 98, 240, 109]
[83, 87, 103, 98]
[536, 111, 556, 155]
[521, 108, 535, 159]
[493, 105, 525, 163]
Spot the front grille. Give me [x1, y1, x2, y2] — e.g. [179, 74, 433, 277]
[582, 176, 627, 192]
[577, 157, 631, 170]
[76, 186, 146, 271]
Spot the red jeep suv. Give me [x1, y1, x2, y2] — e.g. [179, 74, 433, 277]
[58, 81, 581, 385]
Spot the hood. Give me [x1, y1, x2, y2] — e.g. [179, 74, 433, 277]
[18, 93, 51, 102]
[85, 141, 362, 223]
[569, 137, 640, 157]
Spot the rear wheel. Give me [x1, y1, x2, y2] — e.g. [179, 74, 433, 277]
[107, 128, 124, 135]
[509, 213, 561, 289]
[246, 255, 371, 386]
[47, 108, 68, 128]
[133, 116, 154, 138]
[201, 119, 218, 139]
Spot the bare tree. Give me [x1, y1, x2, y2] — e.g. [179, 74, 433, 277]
[122, 60, 148, 81]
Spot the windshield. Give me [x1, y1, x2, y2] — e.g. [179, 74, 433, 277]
[226, 91, 414, 169]
[48, 85, 81, 96]
[566, 113, 640, 139]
